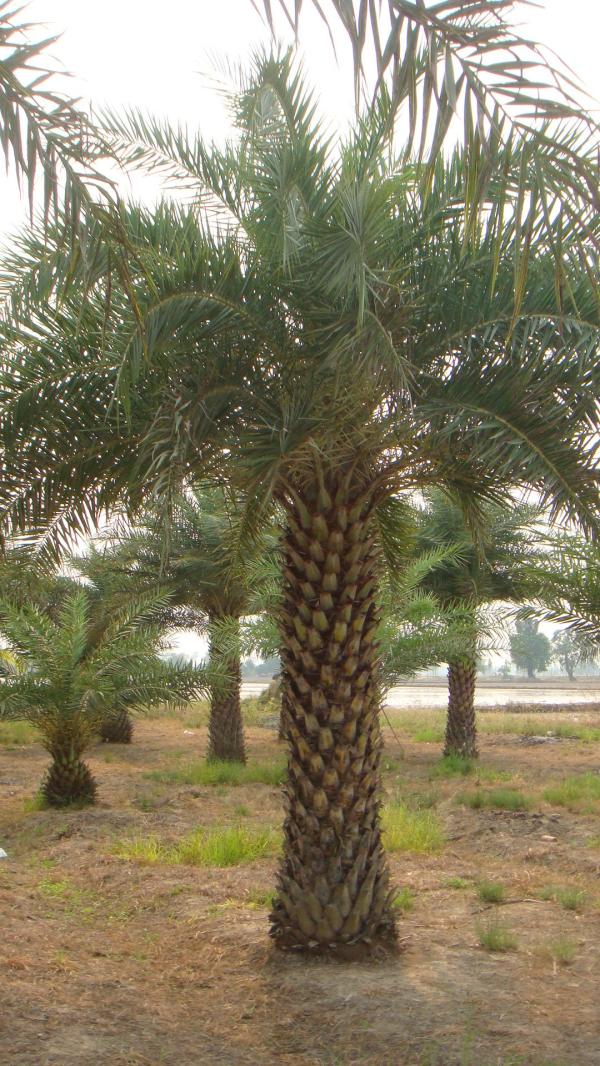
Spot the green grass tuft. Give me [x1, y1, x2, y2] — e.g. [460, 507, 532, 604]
[537, 937, 577, 966]
[458, 788, 531, 811]
[244, 887, 276, 909]
[477, 881, 506, 904]
[543, 774, 600, 812]
[554, 887, 587, 912]
[116, 825, 280, 868]
[477, 920, 518, 952]
[392, 886, 415, 912]
[145, 758, 285, 788]
[382, 804, 444, 853]
[430, 754, 475, 778]
[444, 876, 472, 890]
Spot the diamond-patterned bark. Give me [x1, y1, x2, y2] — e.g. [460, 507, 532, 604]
[444, 659, 478, 758]
[100, 709, 133, 744]
[207, 621, 246, 764]
[270, 483, 395, 949]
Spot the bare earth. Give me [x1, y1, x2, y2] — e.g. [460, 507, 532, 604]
[1, 704, 599, 1066]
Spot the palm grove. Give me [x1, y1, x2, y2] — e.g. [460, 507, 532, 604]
[0, 2, 599, 952]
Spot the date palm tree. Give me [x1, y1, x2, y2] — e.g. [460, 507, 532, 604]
[414, 491, 542, 757]
[0, 55, 599, 950]
[0, 587, 207, 806]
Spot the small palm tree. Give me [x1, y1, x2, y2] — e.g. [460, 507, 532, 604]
[0, 588, 207, 806]
[415, 491, 543, 757]
[88, 486, 277, 761]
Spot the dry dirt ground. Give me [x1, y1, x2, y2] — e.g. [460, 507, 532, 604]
[1, 707, 600, 1066]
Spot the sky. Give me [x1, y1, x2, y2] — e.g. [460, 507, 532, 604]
[1, 0, 598, 664]
[1, 0, 600, 236]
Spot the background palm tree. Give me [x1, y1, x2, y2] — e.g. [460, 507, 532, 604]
[91, 486, 278, 761]
[0, 586, 207, 806]
[0, 56, 598, 950]
[414, 491, 542, 757]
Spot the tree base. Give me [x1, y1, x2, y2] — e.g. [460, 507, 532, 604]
[270, 921, 398, 960]
[100, 710, 133, 744]
[41, 758, 97, 808]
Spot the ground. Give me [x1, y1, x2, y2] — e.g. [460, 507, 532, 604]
[1, 700, 600, 1066]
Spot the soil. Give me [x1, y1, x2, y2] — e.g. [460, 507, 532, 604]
[1, 711, 599, 1066]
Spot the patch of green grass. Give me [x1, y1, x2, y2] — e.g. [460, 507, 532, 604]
[537, 937, 577, 966]
[392, 886, 415, 912]
[38, 877, 71, 898]
[232, 803, 250, 817]
[477, 881, 506, 904]
[115, 824, 280, 868]
[145, 758, 285, 788]
[0, 720, 37, 746]
[245, 887, 276, 909]
[458, 788, 531, 811]
[549, 724, 600, 743]
[477, 919, 518, 952]
[382, 804, 444, 854]
[554, 887, 587, 912]
[475, 767, 514, 784]
[430, 754, 475, 778]
[444, 876, 472, 890]
[543, 773, 600, 812]
[23, 792, 47, 812]
[132, 787, 166, 811]
[391, 712, 445, 744]
[538, 884, 587, 911]
[586, 835, 600, 850]
[413, 725, 445, 743]
[478, 714, 600, 743]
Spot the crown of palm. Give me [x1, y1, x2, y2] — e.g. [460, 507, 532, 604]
[0, 53, 598, 548]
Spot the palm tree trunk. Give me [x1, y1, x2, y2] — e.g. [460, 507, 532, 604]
[207, 616, 246, 764]
[99, 709, 133, 744]
[270, 479, 395, 952]
[42, 736, 97, 807]
[445, 658, 478, 759]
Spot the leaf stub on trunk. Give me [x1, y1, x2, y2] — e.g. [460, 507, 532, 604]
[445, 659, 478, 759]
[272, 481, 396, 951]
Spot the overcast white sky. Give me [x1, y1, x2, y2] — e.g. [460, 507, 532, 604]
[1, 0, 599, 237]
[1, 0, 597, 664]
